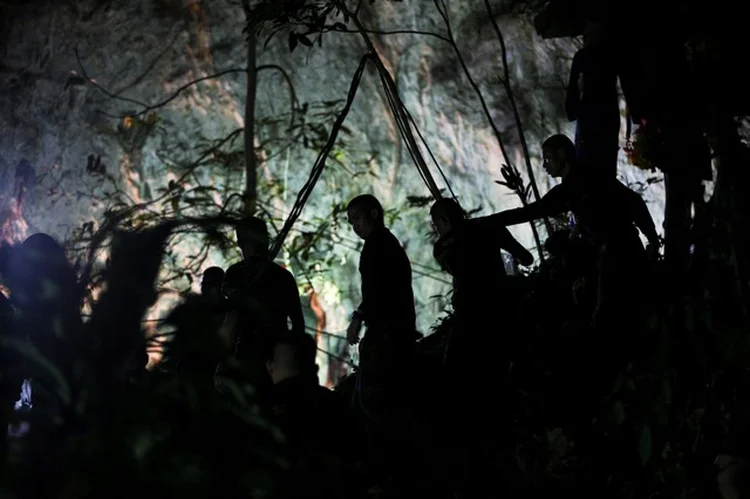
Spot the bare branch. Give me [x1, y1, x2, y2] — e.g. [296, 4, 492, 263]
[92, 25, 185, 105]
[483, 0, 545, 205]
[74, 47, 149, 109]
[76, 47, 298, 130]
[434, 0, 547, 259]
[335, 27, 450, 43]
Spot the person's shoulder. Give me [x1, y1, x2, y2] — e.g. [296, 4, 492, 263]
[382, 227, 407, 248]
[226, 261, 243, 274]
[224, 262, 243, 284]
[267, 260, 295, 279]
[365, 227, 399, 248]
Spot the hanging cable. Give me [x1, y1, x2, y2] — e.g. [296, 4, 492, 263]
[268, 54, 371, 260]
[372, 57, 445, 200]
[402, 106, 458, 201]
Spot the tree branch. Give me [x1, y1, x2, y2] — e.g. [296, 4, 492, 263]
[332, 0, 444, 199]
[483, 0, 547, 214]
[92, 25, 185, 105]
[335, 27, 450, 43]
[243, 0, 258, 215]
[76, 48, 298, 129]
[435, 0, 547, 259]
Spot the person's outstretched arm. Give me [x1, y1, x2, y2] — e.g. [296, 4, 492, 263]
[477, 184, 568, 228]
[498, 227, 534, 266]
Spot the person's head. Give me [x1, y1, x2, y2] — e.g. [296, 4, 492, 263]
[201, 266, 225, 300]
[266, 333, 318, 384]
[430, 198, 467, 237]
[235, 217, 269, 259]
[541, 134, 576, 179]
[346, 194, 384, 240]
[8, 233, 73, 305]
[22, 233, 68, 267]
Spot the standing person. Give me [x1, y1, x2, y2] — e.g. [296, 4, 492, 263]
[222, 217, 305, 395]
[345, 194, 420, 493]
[480, 134, 660, 329]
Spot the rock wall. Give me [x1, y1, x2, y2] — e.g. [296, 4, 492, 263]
[0, 0, 666, 343]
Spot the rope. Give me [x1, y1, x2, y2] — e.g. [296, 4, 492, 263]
[403, 105, 458, 201]
[372, 57, 446, 200]
[268, 50, 458, 259]
[268, 53, 371, 260]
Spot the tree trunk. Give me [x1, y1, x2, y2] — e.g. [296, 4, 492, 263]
[663, 171, 695, 273]
[709, 113, 750, 322]
[243, 11, 257, 216]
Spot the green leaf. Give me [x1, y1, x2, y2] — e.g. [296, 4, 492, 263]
[639, 425, 652, 465]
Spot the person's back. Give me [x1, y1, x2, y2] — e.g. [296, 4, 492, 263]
[359, 226, 416, 334]
[345, 195, 420, 490]
[221, 217, 304, 398]
[432, 199, 533, 312]
[268, 373, 347, 449]
[224, 216, 304, 351]
[346, 194, 417, 345]
[225, 258, 301, 338]
[264, 334, 359, 498]
[561, 173, 649, 252]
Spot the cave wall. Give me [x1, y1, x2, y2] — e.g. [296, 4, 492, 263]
[0, 0, 666, 339]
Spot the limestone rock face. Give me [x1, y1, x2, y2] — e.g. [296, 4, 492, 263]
[0, 0, 665, 337]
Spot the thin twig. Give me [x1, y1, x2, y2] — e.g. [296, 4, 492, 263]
[243, 0, 258, 215]
[434, 0, 546, 259]
[93, 25, 185, 104]
[336, 27, 450, 43]
[333, 0, 446, 199]
[483, 0, 551, 236]
[76, 47, 298, 128]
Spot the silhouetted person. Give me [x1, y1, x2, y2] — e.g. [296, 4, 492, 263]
[431, 197, 533, 306]
[8, 234, 81, 373]
[346, 195, 417, 345]
[0, 291, 22, 464]
[0, 234, 82, 432]
[431, 197, 532, 374]
[480, 134, 660, 329]
[566, 42, 620, 177]
[345, 195, 417, 404]
[265, 333, 347, 444]
[199, 266, 227, 341]
[162, 294, 232, 389]
[224, 217, 304, 336]
[223, 217, 305, 395]
[200, 266, 225, 303]
[430, 199, 533, 495]
[345, 194, 419, 492]
[265, 333, 359, 499]
[160, 267, 226, 378]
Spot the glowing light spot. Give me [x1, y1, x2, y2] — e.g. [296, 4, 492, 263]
[0, 199, 29, 246]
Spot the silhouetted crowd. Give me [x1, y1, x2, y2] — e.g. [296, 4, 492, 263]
[2, 134, 746, 498]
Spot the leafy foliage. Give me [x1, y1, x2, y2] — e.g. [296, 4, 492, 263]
[0, 221, 287, 498]
[244, 0, 402, 51]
